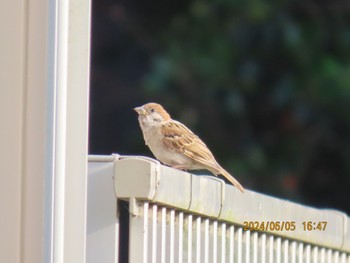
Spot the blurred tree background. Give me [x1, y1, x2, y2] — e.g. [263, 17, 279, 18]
[90, 0, 350, 213]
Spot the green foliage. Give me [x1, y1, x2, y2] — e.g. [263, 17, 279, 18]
[142, 0, 350, 203]
[91, 0, 350, 211]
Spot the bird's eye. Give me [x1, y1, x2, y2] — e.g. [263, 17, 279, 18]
[150, 108, 155, 113]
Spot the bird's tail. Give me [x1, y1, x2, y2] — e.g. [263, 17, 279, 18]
[213, 167, 245, 193]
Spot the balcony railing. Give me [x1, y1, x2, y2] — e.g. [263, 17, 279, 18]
[87, 154, 350, 263]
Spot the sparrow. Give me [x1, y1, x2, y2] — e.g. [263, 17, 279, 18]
[134, 102, 245, 193]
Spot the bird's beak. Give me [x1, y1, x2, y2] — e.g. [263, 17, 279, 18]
[134, 106, 146, 115]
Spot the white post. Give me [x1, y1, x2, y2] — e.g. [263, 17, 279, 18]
[49, 0, 91, 261]
[0, 0, 91, 261]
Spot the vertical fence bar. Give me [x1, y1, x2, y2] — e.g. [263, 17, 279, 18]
[188, 215, 193, 263]
[341, 252, 346, 263]
[253, 232, 258, 263]
[170, 209, 175, 263]
[260, 233, 267, 263]
[178, 212, 184, 263]
[291, 241, 297, 263]
[196, 217, 201, 263]
[320, 247, 325, 263]
[229, 225, 235, 263]
[276, 237, 281, 263]
[245, 230, 251, 263]
[334, 251, 340, 263]
[204, 218, 210, 263]
[152, 205, 157, 263]
[305, 244, 311, 263]
[237, 227, 243, 263]
[327, 249, 332, 263]
[269, 236, 274, 263]
[143, 202, 149, 263]
[299, 243, 304, 263]
[213, 221, 218, 263]
[161, 207, 166, 263]
[312, 247, 318, 263]
[283, 239, 289, 263]
[221, 223, 226, 263]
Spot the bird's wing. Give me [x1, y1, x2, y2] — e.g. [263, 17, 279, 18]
[160, 120, 245, 193]
[160, 120, 219, 169]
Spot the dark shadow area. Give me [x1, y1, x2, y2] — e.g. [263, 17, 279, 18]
[118, 200, 129, 263]
[90, 0, 350, 213]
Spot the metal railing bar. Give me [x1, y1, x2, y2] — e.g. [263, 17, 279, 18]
[261, 233, 267, 263]
[276, 237, 281, 263]
[305, 244, 311, 263]
[298, 242, 303, 263]
[291, 241, 297, 263]
[245, 230, 251, 263]
[221, 223, 226, 263]
[320, 247, 326, 263]
[212, 221, 218, 263]
[161, 207, 166, 263]
[187, 214, 193, 263]
[196, 217, 201, 263]
[151, 204, 157, 263]
[178, 212, 184, 263]
[170, 209, 175, 263]
[204, 218, 209, 263]
[334, 250, 340, 263]
[283, 239, 289, 263]
[253, 232, 258, 263]
[269, 235, 274, 263]
[229, 225, 234, 263]
[237, 227, 243, 263]
[327, 248, 332, 262]
[340, 252, 346, 263]
[312, 246, 318, 263]
[143, 202, 149, 263]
